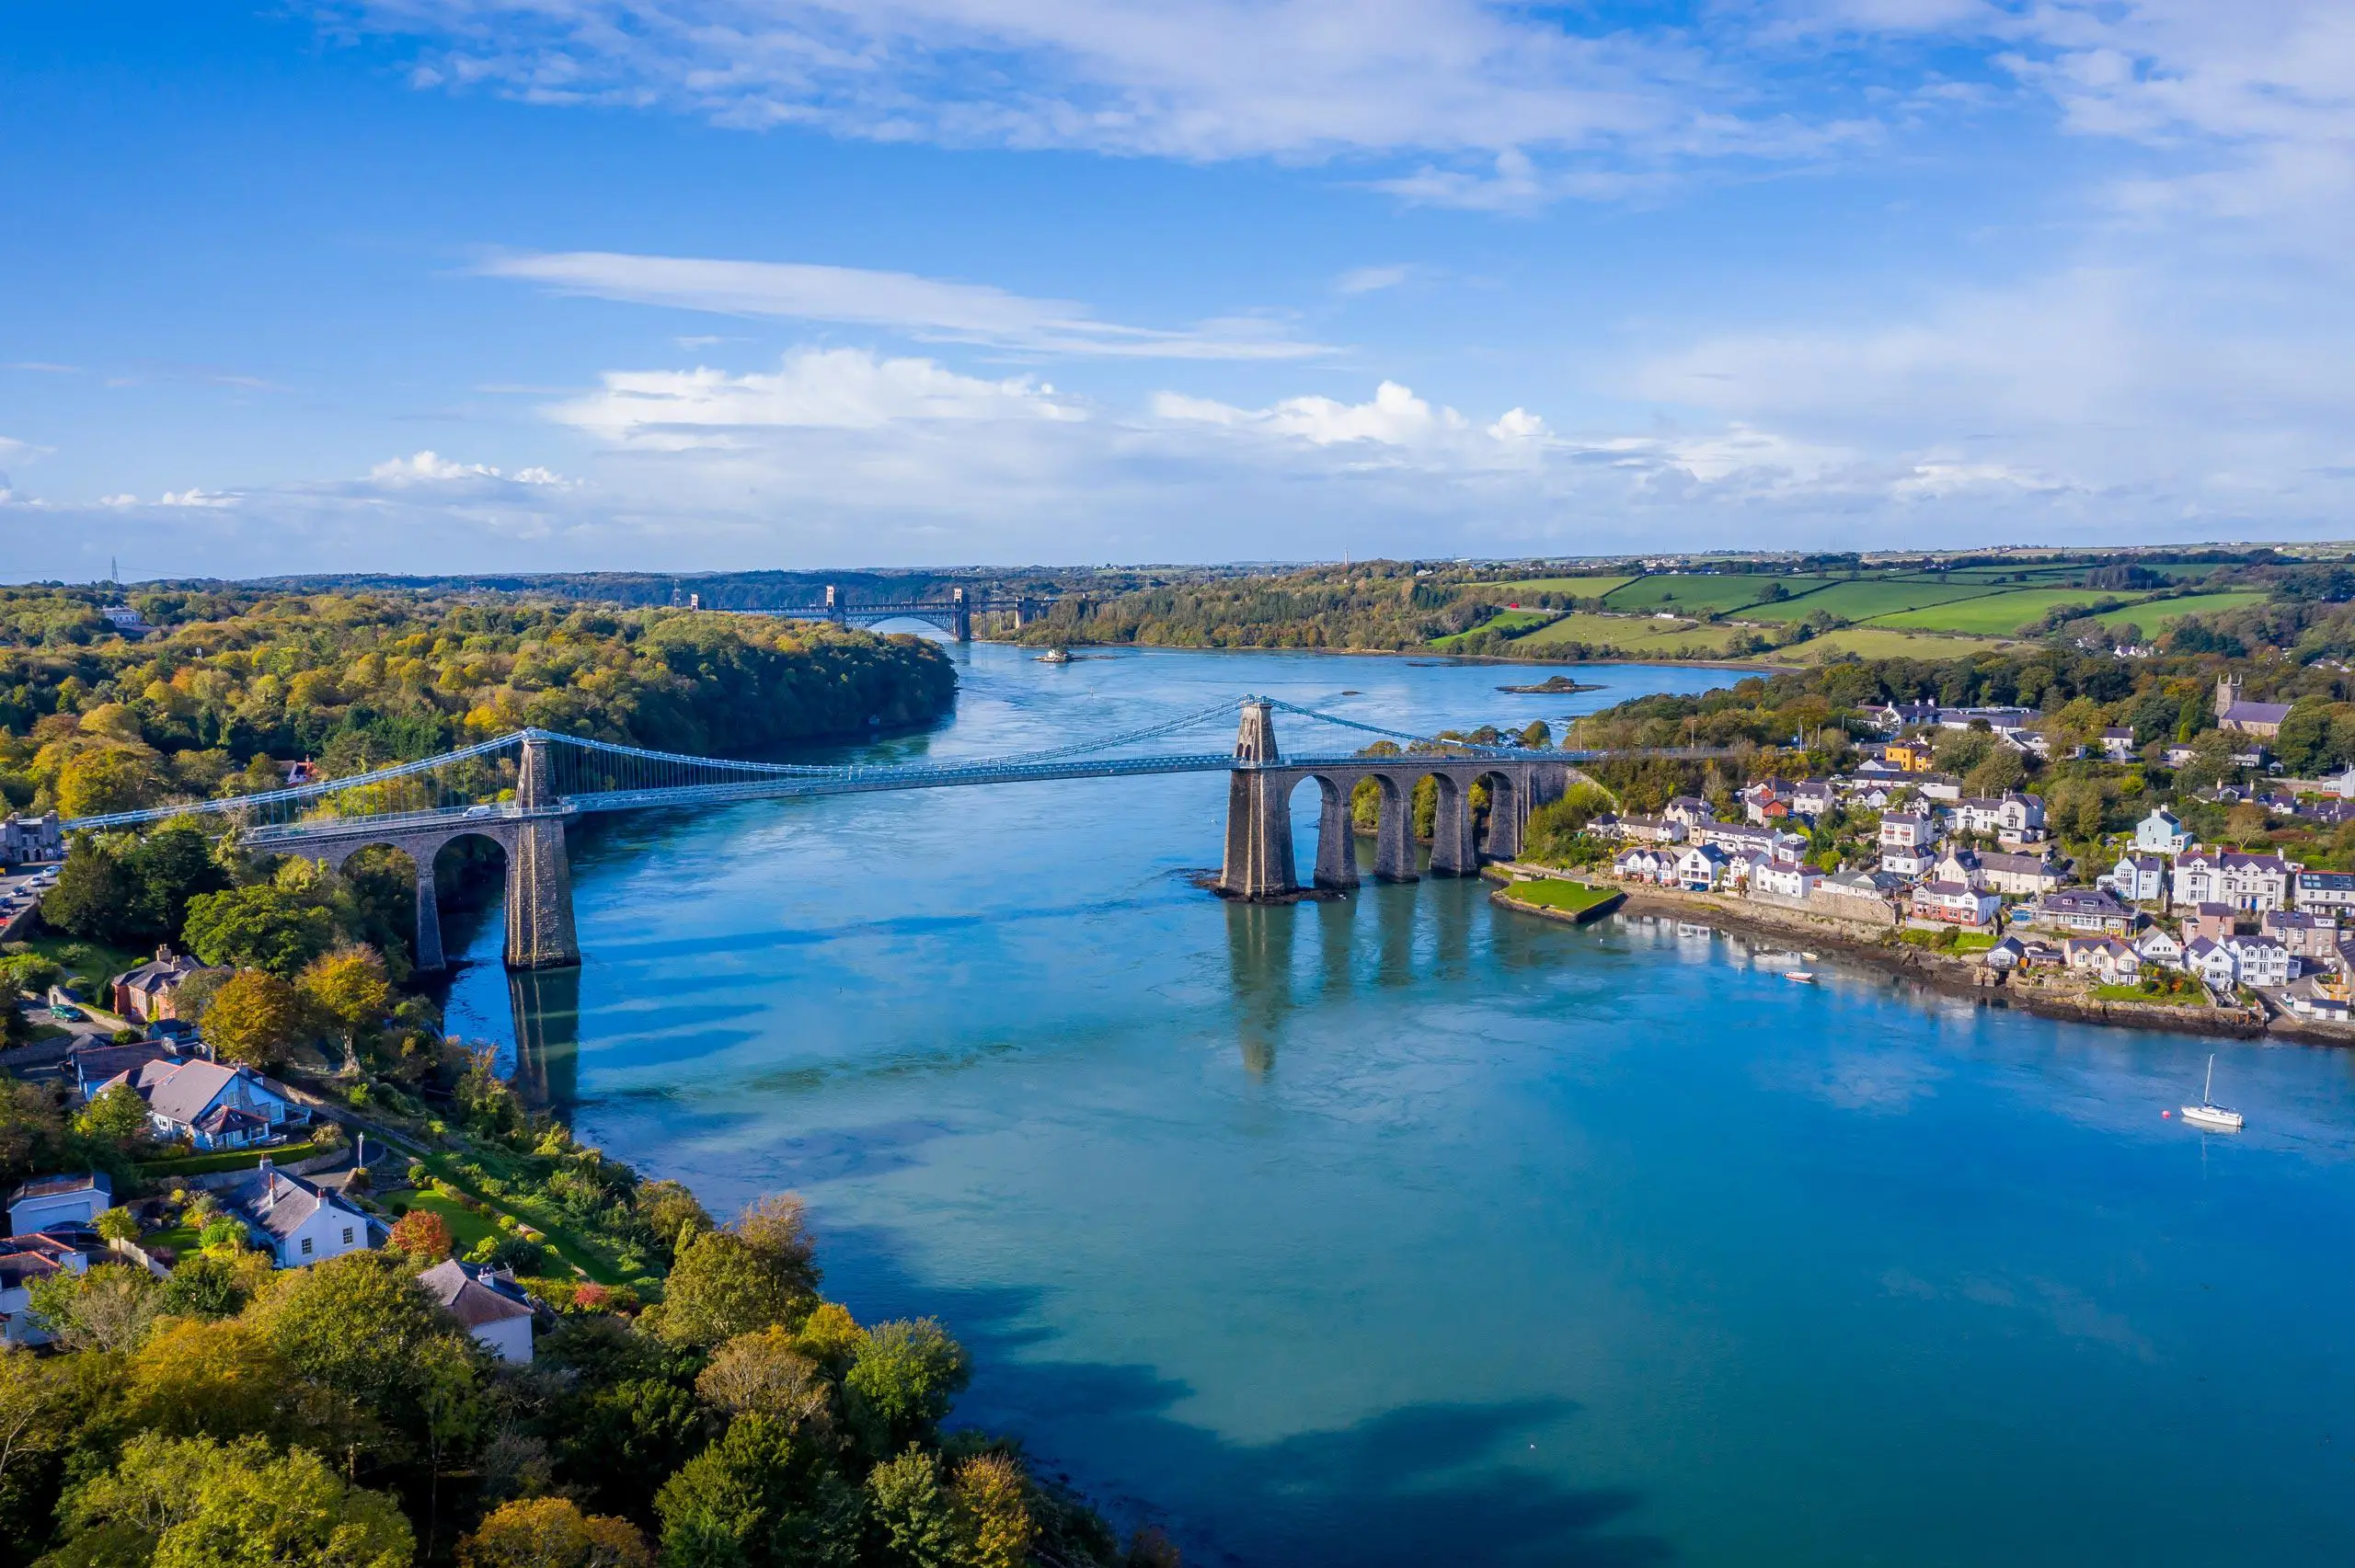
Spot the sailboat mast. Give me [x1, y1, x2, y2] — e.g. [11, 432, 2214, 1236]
[2204, 1054, 2215, 1105]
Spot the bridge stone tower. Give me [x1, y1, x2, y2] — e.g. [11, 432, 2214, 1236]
[1219, 701, 1297, 899]
[506, 734, 580, 970]
[950, 586, 971, 643]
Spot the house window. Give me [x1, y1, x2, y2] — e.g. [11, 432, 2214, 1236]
[342, 1228, 353, 1245]
[301, 1238, 313, 1255]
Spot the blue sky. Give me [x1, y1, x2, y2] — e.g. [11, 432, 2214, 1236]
[5, 1, 2352, 578]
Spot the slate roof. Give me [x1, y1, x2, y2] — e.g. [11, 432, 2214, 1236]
[417, 1259, 534, 1327]
[6, 1172, 109, 1205]
[232, 1166, 362, 1243]
[2222, 698, 2294, 727]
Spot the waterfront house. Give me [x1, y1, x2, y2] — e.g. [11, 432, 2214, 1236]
[1913, 880, 2001, 927]
[419, 1258, 536, 1363]
[1674, 845, 1733, 891]
[1613, 847, 1670, 885]
[2295, 870, 2355, 914]
[1751, 859, 1821, 900]
[1978, 851, 2067, 897]
[2283, 972, 2353, 1021]
[2173, 848, 2297, 912]
[2032, 888, 2139, 936]
[2135, 927, 2186, 969]
[2223, 935, 2300, 989]
[99, 1059, 305, 1151]
[2260, 910, 2341, 966]
[2215, 676, 2292, 738]
[1694, 821, 1803, 860]
[2062, 937, 2142, 985]
[1816, 870, 1899, 921]
[2185, 937, 2239, 989]
[2133, 807, 2192, 855]
[2110, 853, 2168, 904]
[232, 1158, 371, 1268]
[6, 1173, 111, 1235]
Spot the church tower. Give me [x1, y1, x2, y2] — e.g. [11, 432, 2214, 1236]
[2216, 674, 2242, 720]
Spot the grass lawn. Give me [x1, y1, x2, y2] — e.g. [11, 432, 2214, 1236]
[413, 1148, 642, 1288]
[1430, 608, 1560, 647]
[140, 1140, 327, 1177]
[140, 1224, 199, 1253]
[1513, 612, 1744, 657]
[1762, 626, 2016, 661]
[2094, 983, 2205, 1006]
[1867, 588, 2164, 635]
[1462, 575, 1637, 599]
[386, 1186, 504, 1253]
[1733, 576, 2008, 624]
[1601, 574, 1841, 614]
[2093, 590, 2269, 631]
[1499, 878, 1618, 914]
[1949, 932, 1999, 954]
[16, 932, 147, 999]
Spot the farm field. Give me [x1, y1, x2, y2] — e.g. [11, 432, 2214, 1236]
[2092, 590, 2269, 630]
[1513, 612, 1744, 656]
[1601, 574, 1840, 614]
[1867, 587, 2162, 635]
[1431, 608, 1559, 647]
[1465, 576, 1637, 600]
[1735, 576, 2005, 624]
[1753, 626, 2015, 662]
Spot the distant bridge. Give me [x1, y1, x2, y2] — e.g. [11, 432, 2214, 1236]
[785, 584, 1052, 641]
[63, 699, 1729, 972]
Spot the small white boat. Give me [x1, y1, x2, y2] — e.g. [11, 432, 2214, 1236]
[1039, 647, 1073, 664]
[1786, 970, 1817, 984]
[2180, 1054, 2245, 1132]
[1801, 951, 1820, 961]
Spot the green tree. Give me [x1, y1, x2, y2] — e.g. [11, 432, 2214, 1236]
[0, 954, 63, 998]
[865, 1448, 960, 1568]
[655, 1211, 817, 1352]
[199, 971, 309, 1070]
[843, 1320, 971, 1458]
[128, 821, 230, 940]
[55, 750, 164, 820]
[56, 1433, 413, 1568]
[156, 1252, 263, 1321]
[93, 1206, 141, 1244]
[652, 1415, 861, 1568]
[0, 1075, 75, 1193]
[40, 839, 142, 945]
[180, 887, 338, 979]
[74, 1084, 153, 1152]
[25, 1260, 162, 1353]
[252, 1249, 470, 1440]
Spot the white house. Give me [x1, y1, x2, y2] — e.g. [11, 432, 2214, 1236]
[1613, 846, 1671, 884]
[0, 1232, 99, 1345]
[2034, 888, 2139, 935]
[2223, 935, 2300, 989]
[2295, 870, 2355, 914]
[2173, 849, 2297, 913]
[2062, 937, 2142, 984]
[1792, 780, 1837, 818]
[2111, 853, 2169, 904]
[232, 1159, 373, 1268]
[1661, 796, 1716, 829]
[6, 1173, 111, 1235]
[418, 1258, 536, 1363]
[2134, 807, 2192, 856]
[1675, 844, 1733, 891]
[2134, 927, 2186, 969]
[100, 1059, 305, 1151]
[1751, 859, 1821, 899]
[2259, 910, 2341, 967]
[1953, 793, 2046, 840]
[2100, 727, 2137, 762]
[2185, 937, 2240, 989]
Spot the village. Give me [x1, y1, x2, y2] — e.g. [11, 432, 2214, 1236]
[1589, 675, 2355, 1027]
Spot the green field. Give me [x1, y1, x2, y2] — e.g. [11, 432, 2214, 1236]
[1431, 608, 1560, 647]
[2092, 590, 2269, 630]
[386, 1185, 504, 1253]
[1465, 576, 1637, 600]
[1499, 878, 1620, 915]
[1601, 575, 1840, 614]
[1759, 626, 2016, 662]
[1734, 576, 2005, 624]
[1867, 588, 2161, 635]
[1513, 612, 1743, 657]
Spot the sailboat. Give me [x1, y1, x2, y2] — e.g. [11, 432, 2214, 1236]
[2180, 1054, 2245, 1132]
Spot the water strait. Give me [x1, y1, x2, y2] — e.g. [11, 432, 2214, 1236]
[442, 644, 2355, 1568]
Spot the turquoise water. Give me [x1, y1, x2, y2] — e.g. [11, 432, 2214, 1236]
[444, 647, 2355, 1567]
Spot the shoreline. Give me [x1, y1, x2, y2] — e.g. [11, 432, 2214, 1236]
[1489, 871, 2354, 1047]
[976, 635, 1789, 673]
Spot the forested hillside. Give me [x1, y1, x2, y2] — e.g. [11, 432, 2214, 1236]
[0, 589, 958, 819]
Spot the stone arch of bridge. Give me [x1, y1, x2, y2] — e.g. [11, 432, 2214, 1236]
[286, 815, 574, 974]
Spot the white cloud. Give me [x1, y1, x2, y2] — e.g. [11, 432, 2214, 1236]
[158, 488, 237, 509]
[1335, 264, 1412, 295]
[369, 451, 576, 486]
[477, 250, 1328, 361]
[1152, 380, 1549, 465]
[0, 437, 52, 466]
[546, 347, 1085, 449]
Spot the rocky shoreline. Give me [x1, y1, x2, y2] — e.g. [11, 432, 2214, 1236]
[1496, 874, 2352, 1046]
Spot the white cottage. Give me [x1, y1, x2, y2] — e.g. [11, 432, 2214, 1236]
[418, 1258, 536, 1363]
[232, 1160, 373, 1268]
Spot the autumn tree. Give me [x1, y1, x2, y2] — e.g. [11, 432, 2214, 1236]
[459, 1497, 651, 1568]
[695, 1328, 831, 1434]
[298, 945, 392, 1073]
[53, 1432, 413, 1568]
[200, 970, 310, 1070]
[390, 1208, 454, 1262]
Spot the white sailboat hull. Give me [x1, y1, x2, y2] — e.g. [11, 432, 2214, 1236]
[2181, 1104, 2245, 1131]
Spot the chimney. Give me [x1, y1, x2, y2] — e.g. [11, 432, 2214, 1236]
[257, 1155, 275, 1207]
[155, 944, 172, 963]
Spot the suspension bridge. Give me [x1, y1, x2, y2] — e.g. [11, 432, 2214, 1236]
[61, 697, 1727, 972]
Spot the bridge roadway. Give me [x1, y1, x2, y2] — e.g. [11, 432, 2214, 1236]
[77, 699, 1731, 973]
